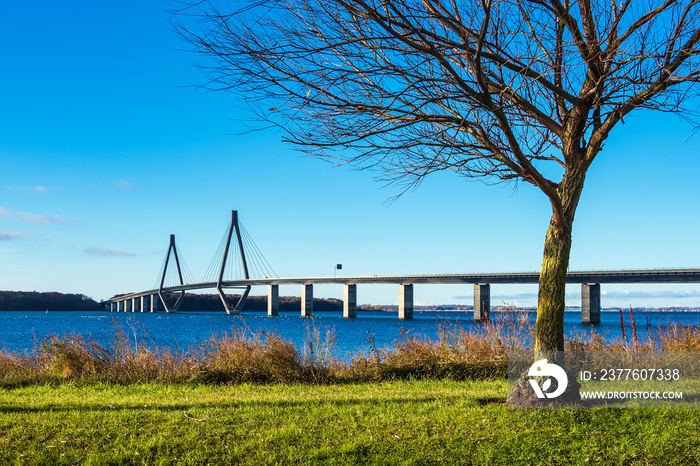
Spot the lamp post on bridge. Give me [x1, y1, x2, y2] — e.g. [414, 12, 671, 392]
[334, 264, 342, 277]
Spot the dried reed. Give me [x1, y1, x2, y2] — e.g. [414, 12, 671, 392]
[0, 310, 698, 387]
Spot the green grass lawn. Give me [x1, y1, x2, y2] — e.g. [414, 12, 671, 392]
[1, 380, 700, 465]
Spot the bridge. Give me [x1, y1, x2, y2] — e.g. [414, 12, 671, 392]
[106, 210, 700, 324]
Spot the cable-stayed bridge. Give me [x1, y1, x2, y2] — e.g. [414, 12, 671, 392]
[106, 211, 700, 324]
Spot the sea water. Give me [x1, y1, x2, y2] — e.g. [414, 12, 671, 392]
[0, 309, 698, 358]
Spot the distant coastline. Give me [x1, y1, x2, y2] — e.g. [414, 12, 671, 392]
[0, 291, 102, 312]
[1, 290, 698, 313]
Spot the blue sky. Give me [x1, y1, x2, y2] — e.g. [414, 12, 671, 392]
[1, 1, 700, 308]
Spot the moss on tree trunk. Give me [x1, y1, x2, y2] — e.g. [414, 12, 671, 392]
[535, 165, 583, 352]
[536, 219, 571, 352]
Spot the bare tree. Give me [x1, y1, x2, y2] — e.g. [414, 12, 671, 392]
[175, 0, 700, 352]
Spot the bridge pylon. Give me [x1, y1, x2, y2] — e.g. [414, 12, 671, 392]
[217, 210, 251, 314]
[158, 234, 186, 313]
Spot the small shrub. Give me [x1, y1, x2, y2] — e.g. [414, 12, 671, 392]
[196, 329, 303, 384]
[41, 335, 111, 380]
[302, 320, 338, 382]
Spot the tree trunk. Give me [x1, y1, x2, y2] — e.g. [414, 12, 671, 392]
[535, 217, 572, 352]
[535, 161, 585, 353]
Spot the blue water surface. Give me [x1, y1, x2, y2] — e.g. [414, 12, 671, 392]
[0, 309, 698, 358]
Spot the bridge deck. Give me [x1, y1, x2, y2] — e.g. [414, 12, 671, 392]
[108, 268, 700, 301]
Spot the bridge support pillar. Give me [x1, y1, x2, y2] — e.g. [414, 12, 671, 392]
[110, 302, 115, 312]
[344, 284, 357, 318]
[301, 284, 313, 317]
[582, 283, 601, 324]
[151, 294, 159, 313]
[124, 300, 130, 312]
[140, 296, 147, 313]
[131, 297, 138, 313]
[474, 284, 490, 322]
[268, 285, 279, 316]
[399, 284, 413, 320]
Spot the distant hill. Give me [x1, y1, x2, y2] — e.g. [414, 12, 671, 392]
[0, 291, 102, 312]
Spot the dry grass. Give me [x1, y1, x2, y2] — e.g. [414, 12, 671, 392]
[344, 309, 531, 382]
[1, 309, 698, 387]
[193, 329, 304, 383]
[565, 306, 700, 352]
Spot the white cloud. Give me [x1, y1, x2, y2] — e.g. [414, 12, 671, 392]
[17, 211, 51, 225]
[0, 207, 80, 225]
[17, 211, 81, 225]
[0, 231, 31, 241]
[6, 185, 48, 193]
[602, 290, 700, 299]
[115, 180, 135, 190]
[84, 247, 136, 257]
[452, 292, 541, 301]
[453, 289, 700, 304]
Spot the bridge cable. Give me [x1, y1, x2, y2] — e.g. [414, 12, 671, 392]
[225, 235, 235, 281]
[242, 223, 277, 278]
[231, 234, 243, 280]
[222, 223, 240, 282]
[155, 239, 195, 289]
[212, 229, 228, 282]
[241, 228, 268, 279]
[202, 218, 278, 283]
[153, 249, 169, 290]
[240, 223, 278, 278]
[242, 232, 265, 279]
[202, 224, 230, 283]
[177, 247, 196, 285]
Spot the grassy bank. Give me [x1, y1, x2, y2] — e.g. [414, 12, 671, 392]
[0, 316, 518, 387]
[2, 312, 700, 463]
[2, 309, 699, 387]
[2, 380, 700, 465]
